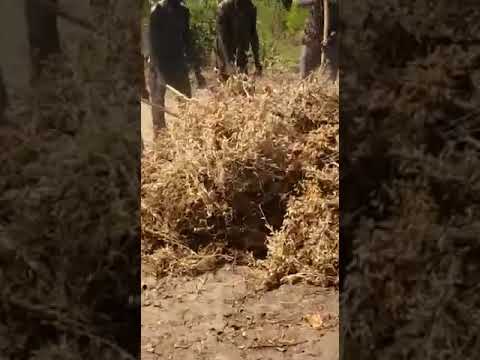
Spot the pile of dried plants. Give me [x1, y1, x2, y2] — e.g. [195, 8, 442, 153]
[141, 71, 339, 288]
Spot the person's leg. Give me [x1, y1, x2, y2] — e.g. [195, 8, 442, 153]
[167, 67, 192, 98]
[215, 37, 230, 82]
[299, 45, 310, 79]
[236, 48, 248, 75]
[179, 69, 192, 99]
[149, 65, 166, 136]
[162, 68, 191, 123]
[217, 54, 230, 82]
[143, 57, 151, 99]
[300, 42, 322, 79]
[324, 35, 338, 81]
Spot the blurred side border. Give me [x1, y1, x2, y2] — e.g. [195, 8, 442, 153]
[340, 1, 480, 359]
[0, 0, 141, 358]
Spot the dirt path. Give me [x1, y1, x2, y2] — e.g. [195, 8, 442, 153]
[141, 266, 339, 360]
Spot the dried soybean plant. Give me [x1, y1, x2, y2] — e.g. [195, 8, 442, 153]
[142, 72, 339, 287]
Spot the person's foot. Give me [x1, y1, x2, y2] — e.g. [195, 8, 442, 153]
[218, 73, 229, 83]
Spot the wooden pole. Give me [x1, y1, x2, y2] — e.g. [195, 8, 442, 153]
[140, 98, 179, 118]
[320, 0, 329, 68]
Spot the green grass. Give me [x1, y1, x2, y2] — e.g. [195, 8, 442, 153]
[255, 0, 307, 66]
[276, 40, 301, 65]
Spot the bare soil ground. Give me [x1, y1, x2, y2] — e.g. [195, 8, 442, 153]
[141, 265, 338, 360]
[141, 69, 339, 360]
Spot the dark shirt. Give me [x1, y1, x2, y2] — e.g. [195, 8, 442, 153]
[149, 0, 199, 72]
[217, 0, 260, 64]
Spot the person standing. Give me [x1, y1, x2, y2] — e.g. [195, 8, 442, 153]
[215, 0, 263, 81]
[147, 0, 206, 137]
[297, 0, 337, 80]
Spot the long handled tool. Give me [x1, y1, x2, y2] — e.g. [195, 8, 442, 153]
[140, 98, 179, 118]
[320, 0, 330, 69]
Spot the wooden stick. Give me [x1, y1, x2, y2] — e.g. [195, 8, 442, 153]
[321, 0, 330, 68]
[166, 84, 204, 104]
[165, 84, 208, 109]
[165, 84, 190, 100]
[140, 98, 179, 118]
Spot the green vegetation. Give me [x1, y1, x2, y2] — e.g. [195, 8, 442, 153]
[285, 2, 309, 34]
[142, 0, 151, 19]
[185, 0, 217, 65]
[253, 0, 308, 67]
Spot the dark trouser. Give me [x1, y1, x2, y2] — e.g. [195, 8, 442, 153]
[235, 47, 249, 74]
[146, 62, 191, 134]
[324, 35, 338, 81]
[300, 41, 322, 79]
[215, 39, 248, 81]
[300, 35, 338, 81]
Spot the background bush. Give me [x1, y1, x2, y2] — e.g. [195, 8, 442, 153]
[185, 0, 217, 65]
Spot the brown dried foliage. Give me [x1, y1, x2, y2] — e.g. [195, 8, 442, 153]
[141, 73, 339, 287]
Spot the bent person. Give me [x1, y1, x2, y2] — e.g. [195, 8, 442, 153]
[215, 0, 262, 81]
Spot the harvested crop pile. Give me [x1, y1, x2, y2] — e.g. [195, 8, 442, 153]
[342, 1, 480, 358]
[141, 72, 339, 287]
